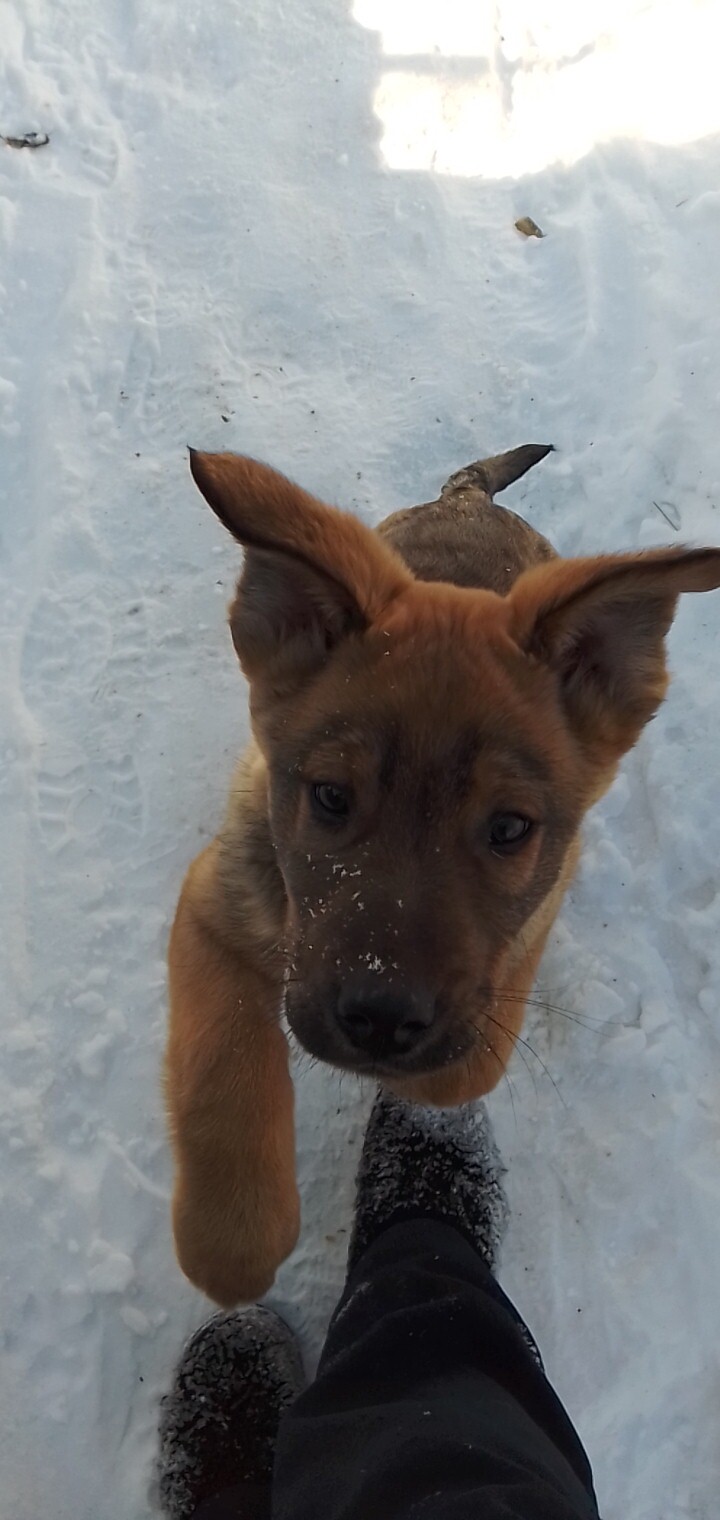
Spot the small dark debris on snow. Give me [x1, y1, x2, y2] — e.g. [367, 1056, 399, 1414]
[653, 499, 680, 532]
[515, 215, 544, 239]
[2, 130, 50, 149]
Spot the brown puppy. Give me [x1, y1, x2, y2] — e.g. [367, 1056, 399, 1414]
[166, 444, 720, 1306]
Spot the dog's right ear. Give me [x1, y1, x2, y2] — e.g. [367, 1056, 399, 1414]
[189, 450, 412, 686]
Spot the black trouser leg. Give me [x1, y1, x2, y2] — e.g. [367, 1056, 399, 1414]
[193, 1482, 269, 1520]
[271, 1219, 601, 1520]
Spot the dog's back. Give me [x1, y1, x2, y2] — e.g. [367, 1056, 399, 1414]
[377, 443, 557, 594]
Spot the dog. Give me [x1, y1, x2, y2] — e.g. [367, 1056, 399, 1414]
[165, 443, 720, 1306]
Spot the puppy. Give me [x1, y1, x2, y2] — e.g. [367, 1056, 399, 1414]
[165, 444, 720, 1305]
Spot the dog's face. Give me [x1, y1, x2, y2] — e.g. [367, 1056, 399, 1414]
[190, 450, 720, 1088]
[261, 592, 587, 1081]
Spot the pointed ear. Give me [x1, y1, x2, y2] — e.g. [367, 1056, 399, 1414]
[189, 450, 412, 685]
[507, 547, 720, 752]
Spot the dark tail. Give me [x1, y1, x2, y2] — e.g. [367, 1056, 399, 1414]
[440, 443, 554, 500]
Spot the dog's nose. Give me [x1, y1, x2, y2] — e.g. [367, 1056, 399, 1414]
[335, 984, 435, 1060]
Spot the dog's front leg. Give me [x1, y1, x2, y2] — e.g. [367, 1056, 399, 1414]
[165, 843, 299, 1307]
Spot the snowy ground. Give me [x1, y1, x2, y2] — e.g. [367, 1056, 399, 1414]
[2, 1, 720, 1516]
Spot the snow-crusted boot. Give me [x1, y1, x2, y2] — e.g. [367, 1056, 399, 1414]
[347, 1088, 509, 1275]
[157, 1305, 305, 1519]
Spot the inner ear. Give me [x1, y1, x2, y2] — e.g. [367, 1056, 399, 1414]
[231, 546, 366, 682]
[187, 449, 414, 688]
[535, 583, 676, 732]
[507, 547, 720, 751]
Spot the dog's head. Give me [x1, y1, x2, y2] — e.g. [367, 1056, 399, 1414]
[190, 450, 720, 1089]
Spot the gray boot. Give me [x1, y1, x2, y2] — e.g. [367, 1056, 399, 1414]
[158, 1305, 305, 1519]
[348, 1089, 509, 1274]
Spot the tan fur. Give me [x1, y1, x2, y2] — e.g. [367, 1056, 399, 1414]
[165, 446, 720, 1304]
[390, 835, 582, 1106]
[166, 753, 298, 1307]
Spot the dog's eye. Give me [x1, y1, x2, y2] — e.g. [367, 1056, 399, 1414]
[311, 782, 351, 820]
[488, 813, 534, 853]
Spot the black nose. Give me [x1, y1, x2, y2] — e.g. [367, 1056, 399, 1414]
[335, 984, 435, 1061]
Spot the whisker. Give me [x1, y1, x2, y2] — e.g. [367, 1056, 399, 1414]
[524, 1001, 603, 1031]
[506, 1031, 538, 1102]
[503, 1068, 518, 1133]
[468, 1022, 520, 1127]
[474, 1017, 537, 1102]
[516, 997, 604, 1034]
[477, 984, 615, 1032]
[482, 1010, 567, 1112]
[493, 1044, 520, 1131]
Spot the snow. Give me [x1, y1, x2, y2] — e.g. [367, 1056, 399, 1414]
[1, 1, 720, 1517]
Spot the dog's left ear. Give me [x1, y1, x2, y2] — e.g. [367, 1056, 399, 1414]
[188, 450, 412, 686]
[507, 547, 720, 751]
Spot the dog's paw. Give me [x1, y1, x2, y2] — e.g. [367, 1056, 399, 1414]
[172, 1185, 300, 1307]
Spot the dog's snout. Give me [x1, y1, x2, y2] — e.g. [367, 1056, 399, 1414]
[336, 984, 435, 1060]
